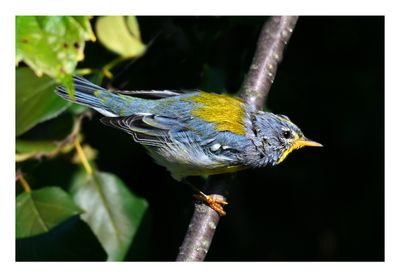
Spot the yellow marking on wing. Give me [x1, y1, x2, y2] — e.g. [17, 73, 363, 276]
[93, 90, 101, 97]
[187, 92, 246, 135]
[118, 108, 126, 116]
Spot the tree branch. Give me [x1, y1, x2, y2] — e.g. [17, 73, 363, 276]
[176, 16, 299, 261]
[241, 16, 298, 110]
[176, 175, 229, 261]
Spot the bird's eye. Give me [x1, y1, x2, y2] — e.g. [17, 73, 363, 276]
[282, 130, 292, 139]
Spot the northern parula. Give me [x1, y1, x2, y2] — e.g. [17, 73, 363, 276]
[57, 76, 322, 214]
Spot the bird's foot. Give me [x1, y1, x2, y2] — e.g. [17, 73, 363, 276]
[194, 192, 228, 216]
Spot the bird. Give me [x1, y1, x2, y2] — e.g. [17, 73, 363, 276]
[56, 75, 322, 215]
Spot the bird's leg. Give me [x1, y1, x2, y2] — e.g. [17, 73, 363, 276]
[183, 179, 228, 216]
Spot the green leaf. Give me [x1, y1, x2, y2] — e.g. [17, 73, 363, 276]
[16, 67, 69, 136]
[71, 169, 149, 261]
[16, 187, 83, 238]
[125, 16, 142, 40]
[72, 16, 96, 41]
[17, 216, 107, 261]
[16, 16, 95, 95]
[95, 16, 146, 58]
[16, 139, 58, 162]
[16, 139, 58, 154]
[15, 138, 76, 162]
[67, 102, 89, 115]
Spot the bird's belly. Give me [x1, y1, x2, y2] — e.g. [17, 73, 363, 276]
[145, 146, 245, 181]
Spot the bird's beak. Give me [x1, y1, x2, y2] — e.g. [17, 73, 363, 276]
[295, 138, 323, 148]
[277, 137, 323, 164]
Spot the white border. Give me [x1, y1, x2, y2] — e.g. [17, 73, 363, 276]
[3, 1, 399, 276]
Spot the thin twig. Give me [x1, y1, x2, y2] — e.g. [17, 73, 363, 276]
[176, 16, 299, 261]
[16, 170, 31, 193]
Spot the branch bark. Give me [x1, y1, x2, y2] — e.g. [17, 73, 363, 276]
[176, 174, 229, 261]
[241, 16, 299, 110]
[176, 16, 299, 262]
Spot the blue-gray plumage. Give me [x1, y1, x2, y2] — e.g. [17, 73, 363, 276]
[56, 76, 322, 181]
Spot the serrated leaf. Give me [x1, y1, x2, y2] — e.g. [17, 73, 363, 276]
[16, 67, 70, 136]
[95, 16, 146, 58]
[71, 169, 148, 261]
[16, 187, 83, 238]
[16, 16, 95, 95]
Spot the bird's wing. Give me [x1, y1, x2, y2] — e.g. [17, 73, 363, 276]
[100, 113, 188, 147]
[113, 89, 181, 99]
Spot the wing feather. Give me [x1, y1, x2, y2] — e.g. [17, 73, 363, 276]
[100, 114, 183, 146]
[114, 90, 180, 99]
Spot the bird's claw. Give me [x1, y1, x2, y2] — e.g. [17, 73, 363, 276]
[194, 193, 228, 216]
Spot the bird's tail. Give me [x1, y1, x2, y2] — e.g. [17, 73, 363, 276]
[56, 76, 119, 117]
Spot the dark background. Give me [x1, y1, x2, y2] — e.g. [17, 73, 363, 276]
[21, 16, 384, 261]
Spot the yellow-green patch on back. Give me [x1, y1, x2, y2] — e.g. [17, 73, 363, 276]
[187, 92, 246, 135]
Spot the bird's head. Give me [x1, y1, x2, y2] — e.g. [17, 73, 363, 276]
[249, 111, 322, 166]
